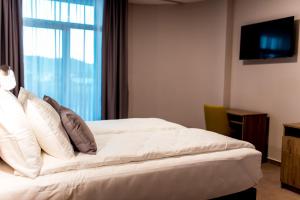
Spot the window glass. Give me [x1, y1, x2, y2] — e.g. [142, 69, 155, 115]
[22, 0, 103, 121]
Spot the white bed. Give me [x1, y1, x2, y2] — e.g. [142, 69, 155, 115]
[0, 118, 262, 200]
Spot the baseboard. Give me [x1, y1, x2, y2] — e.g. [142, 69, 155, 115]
[281, 183, 300, 194]
[267, 158, 281, 166]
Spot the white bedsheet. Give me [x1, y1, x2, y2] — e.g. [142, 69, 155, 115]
[0, 118, 262, 200]
[0, 148, 261, 200]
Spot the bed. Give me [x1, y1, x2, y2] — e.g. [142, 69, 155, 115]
[0, 118, 262, 200]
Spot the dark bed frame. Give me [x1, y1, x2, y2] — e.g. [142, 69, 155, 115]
[212, 187, 257, 200]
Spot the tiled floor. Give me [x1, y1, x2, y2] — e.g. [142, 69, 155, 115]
[257, 163, 300, 200]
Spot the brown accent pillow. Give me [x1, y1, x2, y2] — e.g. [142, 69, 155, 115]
[43, 95, 97, 155]
[43, 96, 61, 112]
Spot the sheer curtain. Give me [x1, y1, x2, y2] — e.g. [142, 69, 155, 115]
[22, 0, 103, 121]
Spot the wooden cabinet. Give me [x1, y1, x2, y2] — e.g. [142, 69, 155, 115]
[281, 123, 300, 191]
[226, 109, 269, 162]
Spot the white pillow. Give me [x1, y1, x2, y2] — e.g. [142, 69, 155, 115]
[0, 89, 41, 178]
[18, 88, 74, 159]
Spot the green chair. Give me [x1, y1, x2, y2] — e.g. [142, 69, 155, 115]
[204, 104, 230, 136]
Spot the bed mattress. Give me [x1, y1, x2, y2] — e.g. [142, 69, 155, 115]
[0, 118, 262, 200]
[0, 147, 261, 200]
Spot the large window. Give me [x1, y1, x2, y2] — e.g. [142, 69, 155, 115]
[22, 0, 103, 120]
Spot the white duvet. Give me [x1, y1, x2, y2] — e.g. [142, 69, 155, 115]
[40, 118, 254, 176]
[86, 118, 185, 134]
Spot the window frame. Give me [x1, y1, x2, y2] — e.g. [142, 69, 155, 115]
[22, 0, 103, 120]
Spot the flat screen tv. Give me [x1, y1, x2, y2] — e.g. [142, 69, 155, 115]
[239, 16, 295, 60]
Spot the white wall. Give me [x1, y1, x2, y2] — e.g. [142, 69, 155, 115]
[128, 0, 231, 128]
[128, 0, 300, 161]
[230, 0, 300, 161]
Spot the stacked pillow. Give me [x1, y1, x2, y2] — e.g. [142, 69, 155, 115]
[18, 88, 75, 159]
[43, 96, 97, 155]
[0, 89, 41, 178]
[0, 87, 97, 178]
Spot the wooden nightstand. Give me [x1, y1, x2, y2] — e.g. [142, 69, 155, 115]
[226, 109, 269, 162]
[281, 123, 300, 192]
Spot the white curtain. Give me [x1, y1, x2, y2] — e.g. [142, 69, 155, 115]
[22, 0, 103, 121]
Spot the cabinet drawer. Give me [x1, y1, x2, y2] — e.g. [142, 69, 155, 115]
[282, 136, 300, 155]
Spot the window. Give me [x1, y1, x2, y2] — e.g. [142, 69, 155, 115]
[22, 0, 103, 121]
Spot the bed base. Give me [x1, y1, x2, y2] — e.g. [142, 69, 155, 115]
[212, 187, 256, 200]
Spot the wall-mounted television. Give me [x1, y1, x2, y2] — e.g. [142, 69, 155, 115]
[239, 16, 295, 60]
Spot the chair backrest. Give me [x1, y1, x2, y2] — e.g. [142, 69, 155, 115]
[204, 104, 230, 136]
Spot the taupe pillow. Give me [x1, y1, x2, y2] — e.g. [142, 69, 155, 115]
[43, 96, 97, 155]
[43, 95, 61, 112]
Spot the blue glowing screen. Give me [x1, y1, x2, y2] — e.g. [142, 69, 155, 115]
[240, 16, 295, 60]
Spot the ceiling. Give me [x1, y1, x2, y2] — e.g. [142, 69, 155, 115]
[129, 0, 206, 5]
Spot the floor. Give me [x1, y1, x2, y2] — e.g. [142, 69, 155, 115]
[257, 163, 300, 200]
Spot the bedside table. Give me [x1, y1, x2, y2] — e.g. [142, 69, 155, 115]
[281, 123, 300, 192]
[227, 109, 269, 162]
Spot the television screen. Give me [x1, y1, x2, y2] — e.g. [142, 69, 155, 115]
[239, 16, 295, 60]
